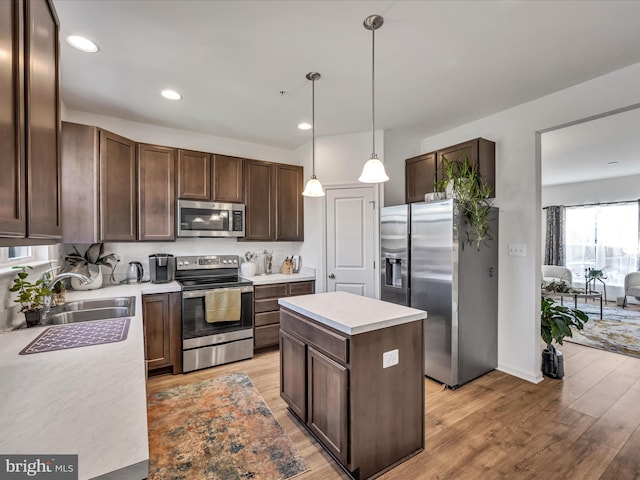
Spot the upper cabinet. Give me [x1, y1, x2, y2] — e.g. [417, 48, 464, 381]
[406, 152, 436, 203]
[404, 138, 496, 203]
[1, 0, 61, 242]
[244, 159, 276, 241]
[436, 138, 496, 197]
[176, 149, 211, 201]
[213, 155, 244, 203]
[137, 144, 175, 241]
[177, 151, 244, 204]
[275, 163, 304, 241]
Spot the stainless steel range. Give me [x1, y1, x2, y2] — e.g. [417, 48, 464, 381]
[176, 255, 253, 372]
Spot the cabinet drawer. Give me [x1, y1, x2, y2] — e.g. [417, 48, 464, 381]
[280, 309, 349, 364]
[254, 324, 280, 348]
[254, 284, 288, 299]
[288, 281, 315, 296]
[255, 311, 280, 327]
[255, 298, 280, 313]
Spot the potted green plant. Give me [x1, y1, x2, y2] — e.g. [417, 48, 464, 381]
[434, 155, 494, 250]
[10, 266, 52, 327]
[63, 243, 118, 290]
[540, 296, 589, 378]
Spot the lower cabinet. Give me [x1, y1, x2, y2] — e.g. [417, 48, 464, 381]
[253, 280, 315, 349]
[280, 307, 424, 479]
[142, 292, 182, 375]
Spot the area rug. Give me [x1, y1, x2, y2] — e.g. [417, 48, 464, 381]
[147, 372, 309, 480]
[565, 302, 640, 358]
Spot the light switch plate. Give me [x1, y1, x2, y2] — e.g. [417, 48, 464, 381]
[508, 244, 526, 257]
[383, 349, 399, 368]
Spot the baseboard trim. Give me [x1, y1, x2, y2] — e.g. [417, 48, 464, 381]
[497, 363, 543, 384]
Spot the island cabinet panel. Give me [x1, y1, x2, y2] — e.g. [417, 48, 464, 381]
[137, 143, 175, 241]
[307, 346, 349, 465]
[213, 154, 244, 203]
[436, 137, 496, 197]
[405, 152, 436, 203]
[177, 149, 211, 200]
[275, 163, 304, 241]
[0, 0, 25, 238]
[143, 292, 181, 375]
[253, 280, 315, 350]
[280, 305, 424, 480]
[100, 130, 137, 241]
[279, 329, 307, 420]
[25, 0, 61, 240]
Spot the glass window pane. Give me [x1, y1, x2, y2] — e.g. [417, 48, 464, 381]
[8, 246, 31, 260]
[565, 206, 596, 284]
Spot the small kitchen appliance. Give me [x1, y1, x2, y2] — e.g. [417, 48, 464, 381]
[149, 254, 175, 284]
[126, 261, 143, 284]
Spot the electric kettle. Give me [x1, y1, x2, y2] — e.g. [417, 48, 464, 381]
[126, 261, 143, 284]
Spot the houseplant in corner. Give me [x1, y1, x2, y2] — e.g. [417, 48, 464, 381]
[10, 266, 52, 327]
[434, 155, 494, 250]
[63, 243, 118, 290]
[540, 296, 589, 379]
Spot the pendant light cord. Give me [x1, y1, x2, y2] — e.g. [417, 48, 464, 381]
[371, 25, 376, 156]
[312, 75, 316, 176]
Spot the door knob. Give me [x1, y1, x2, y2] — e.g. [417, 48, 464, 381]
[328, 273, 335, 279]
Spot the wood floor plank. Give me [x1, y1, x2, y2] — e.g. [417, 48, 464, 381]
[147, 342, 640, 480]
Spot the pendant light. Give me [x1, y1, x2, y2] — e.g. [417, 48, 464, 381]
[302, 72, 325, 197]
[359, 14, 389, 184]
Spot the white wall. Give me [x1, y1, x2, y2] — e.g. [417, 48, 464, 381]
[393, 62, 640, 384]
[383, 128, 422, 206]
[542, 174, 640, 207]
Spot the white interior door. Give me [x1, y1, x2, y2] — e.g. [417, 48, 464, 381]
[325, 186, 376, 297]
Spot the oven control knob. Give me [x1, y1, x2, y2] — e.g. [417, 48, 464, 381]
[232, 259, 237, 264]
[177, 261, 183, 267]
[223, 259, 228, 264]
[184, 260, 190, 266]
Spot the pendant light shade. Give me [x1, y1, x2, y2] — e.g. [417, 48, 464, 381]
[359, 14, 389, 184]
[302, 72, 325, 197]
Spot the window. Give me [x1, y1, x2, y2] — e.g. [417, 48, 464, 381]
[0, 246, 34, 266]
[565, 202, 639, 287]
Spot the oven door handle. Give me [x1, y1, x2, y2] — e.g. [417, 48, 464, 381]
[182, 286, 254, 298]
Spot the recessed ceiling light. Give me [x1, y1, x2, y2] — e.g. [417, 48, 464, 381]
[66, 35, 99, 53]
[298, 122, 312, 130]
[608, 161, 620, 165]
[161, 89, 182, 101]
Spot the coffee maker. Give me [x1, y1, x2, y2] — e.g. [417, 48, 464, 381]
[149, 253, 175, 284]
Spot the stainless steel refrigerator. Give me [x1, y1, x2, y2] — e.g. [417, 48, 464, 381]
[381, 199, 498, 388]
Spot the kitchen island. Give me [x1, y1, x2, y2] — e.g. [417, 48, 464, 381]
[0, 282, 180, 480]
[279, 291, 426, 480]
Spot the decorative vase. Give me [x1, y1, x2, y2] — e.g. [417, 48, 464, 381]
[240, 261, 257, 277]
[71, 264, 103, 290]
[24, 309, 42, 328]
[445, 180, 455, 199]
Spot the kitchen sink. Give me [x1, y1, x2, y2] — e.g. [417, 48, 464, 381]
[42, 296, 136, 325]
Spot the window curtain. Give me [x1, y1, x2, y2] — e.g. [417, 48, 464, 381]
[545, 205, 566, 266]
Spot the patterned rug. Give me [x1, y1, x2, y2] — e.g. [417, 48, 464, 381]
[565, 302, 640, 358]
[147, 372, 309, 480]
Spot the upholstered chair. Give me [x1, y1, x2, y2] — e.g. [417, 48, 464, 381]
[623, 272, 640, 308]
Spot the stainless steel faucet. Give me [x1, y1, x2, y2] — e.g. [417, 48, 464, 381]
[42, 268, 92, 314]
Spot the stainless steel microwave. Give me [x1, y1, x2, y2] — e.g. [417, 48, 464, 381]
[177, 200, 245, 238]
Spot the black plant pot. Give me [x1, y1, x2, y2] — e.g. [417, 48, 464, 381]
[542, 345, 564, 379]
[24, 309, 42, 328]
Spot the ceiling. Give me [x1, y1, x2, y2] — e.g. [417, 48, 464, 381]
[54, 0, 640, 154]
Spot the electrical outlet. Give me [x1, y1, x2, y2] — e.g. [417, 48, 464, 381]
[383, 349, 399, 368]
[276, 250, 283, 262]
[508, 244, 526, 257]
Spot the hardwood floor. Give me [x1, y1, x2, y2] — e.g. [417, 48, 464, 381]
[147, 342, 640, 479]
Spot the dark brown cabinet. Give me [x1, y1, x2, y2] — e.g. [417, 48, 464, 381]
[99, 130, 137, 241]
[436, 138, 496, 197]
[176, 149, 211, 200]
[244, 159, 276, 241]
[213, 154, 244, 203]
[280, 306, 424, 480]
[254, 280, 315, 349]
[142, 292, 182, 375]
[275, 163, 304, 241]
[137, 144, 175, 241]
[1, 0, 61, 242]
[405, 152, 436, 203]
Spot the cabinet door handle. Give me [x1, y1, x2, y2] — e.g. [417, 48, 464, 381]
[328, 273, 336, 279]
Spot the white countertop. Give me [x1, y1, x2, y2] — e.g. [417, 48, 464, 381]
[242, 270, 315, 285]
[0, 281, 180, 479]
[278, 291, 427, 335]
